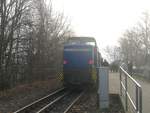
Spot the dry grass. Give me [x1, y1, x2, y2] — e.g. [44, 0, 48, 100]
[0, 78, 62, 112]
[0, 78, 62, 98]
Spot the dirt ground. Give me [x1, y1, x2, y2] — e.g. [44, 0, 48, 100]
[0, 72, 125, 113]
[0, 78, 62, 113]
[69, 89, 124, 113]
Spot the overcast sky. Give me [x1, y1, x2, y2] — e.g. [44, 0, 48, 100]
[52, 0, 150, 56]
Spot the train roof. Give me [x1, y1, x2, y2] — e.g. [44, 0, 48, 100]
[65, 37, 97, 46]
[67, 37, 96, 42]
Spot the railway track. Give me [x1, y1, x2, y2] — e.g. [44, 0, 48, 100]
[63, 91, 84, 113]
[13, 88, 84, 113]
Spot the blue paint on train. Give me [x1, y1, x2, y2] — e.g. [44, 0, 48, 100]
[64, 45, 93, 69]
[63, 37, 100, 87]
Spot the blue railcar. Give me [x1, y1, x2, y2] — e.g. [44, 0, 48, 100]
[63, 37, 101, 87]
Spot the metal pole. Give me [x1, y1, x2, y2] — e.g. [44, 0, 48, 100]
[136, 86, 139, 112]
[125, 73, 128, 111]
[139, 88, 142, 113]
[119, 69, 122, 96]
[96, 67, 99, 108]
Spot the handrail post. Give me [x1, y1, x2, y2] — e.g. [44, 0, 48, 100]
[125, 72, 128, 111]
[136, 86, 139, 112]
[119, 69, 122, 96]
[139, 88, 142, 113]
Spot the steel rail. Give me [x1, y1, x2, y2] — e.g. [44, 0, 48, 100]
[63, 91, 84, 113]
[13, 87, 65, 113]
[37, 93, 69, 113]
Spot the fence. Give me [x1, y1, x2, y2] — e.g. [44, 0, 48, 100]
[119, 66, 142, 113]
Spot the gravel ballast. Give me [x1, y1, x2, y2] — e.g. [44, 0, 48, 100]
[68, 89, 125, 113]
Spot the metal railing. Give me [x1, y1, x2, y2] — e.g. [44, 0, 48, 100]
[119, 66, 142, 113]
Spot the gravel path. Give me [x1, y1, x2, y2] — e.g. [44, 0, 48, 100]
[109, 72, 120, 94]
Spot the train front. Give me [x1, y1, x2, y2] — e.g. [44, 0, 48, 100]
[63, 37, 97, 87]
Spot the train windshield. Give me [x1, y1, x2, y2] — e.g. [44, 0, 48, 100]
[66, 37, 96, 46]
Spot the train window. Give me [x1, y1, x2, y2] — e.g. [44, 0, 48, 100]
[66, 40, 80, 45]
[85, 42, 95, 46]
[66, 37, 96, 46]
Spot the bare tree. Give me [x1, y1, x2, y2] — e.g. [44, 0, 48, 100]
[0, 0, 32, 90]
[105, 45, 121, 63]
[118, 11, 150, 78]
[0, 0, 74, 90]
[138, 12, 150, 63]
